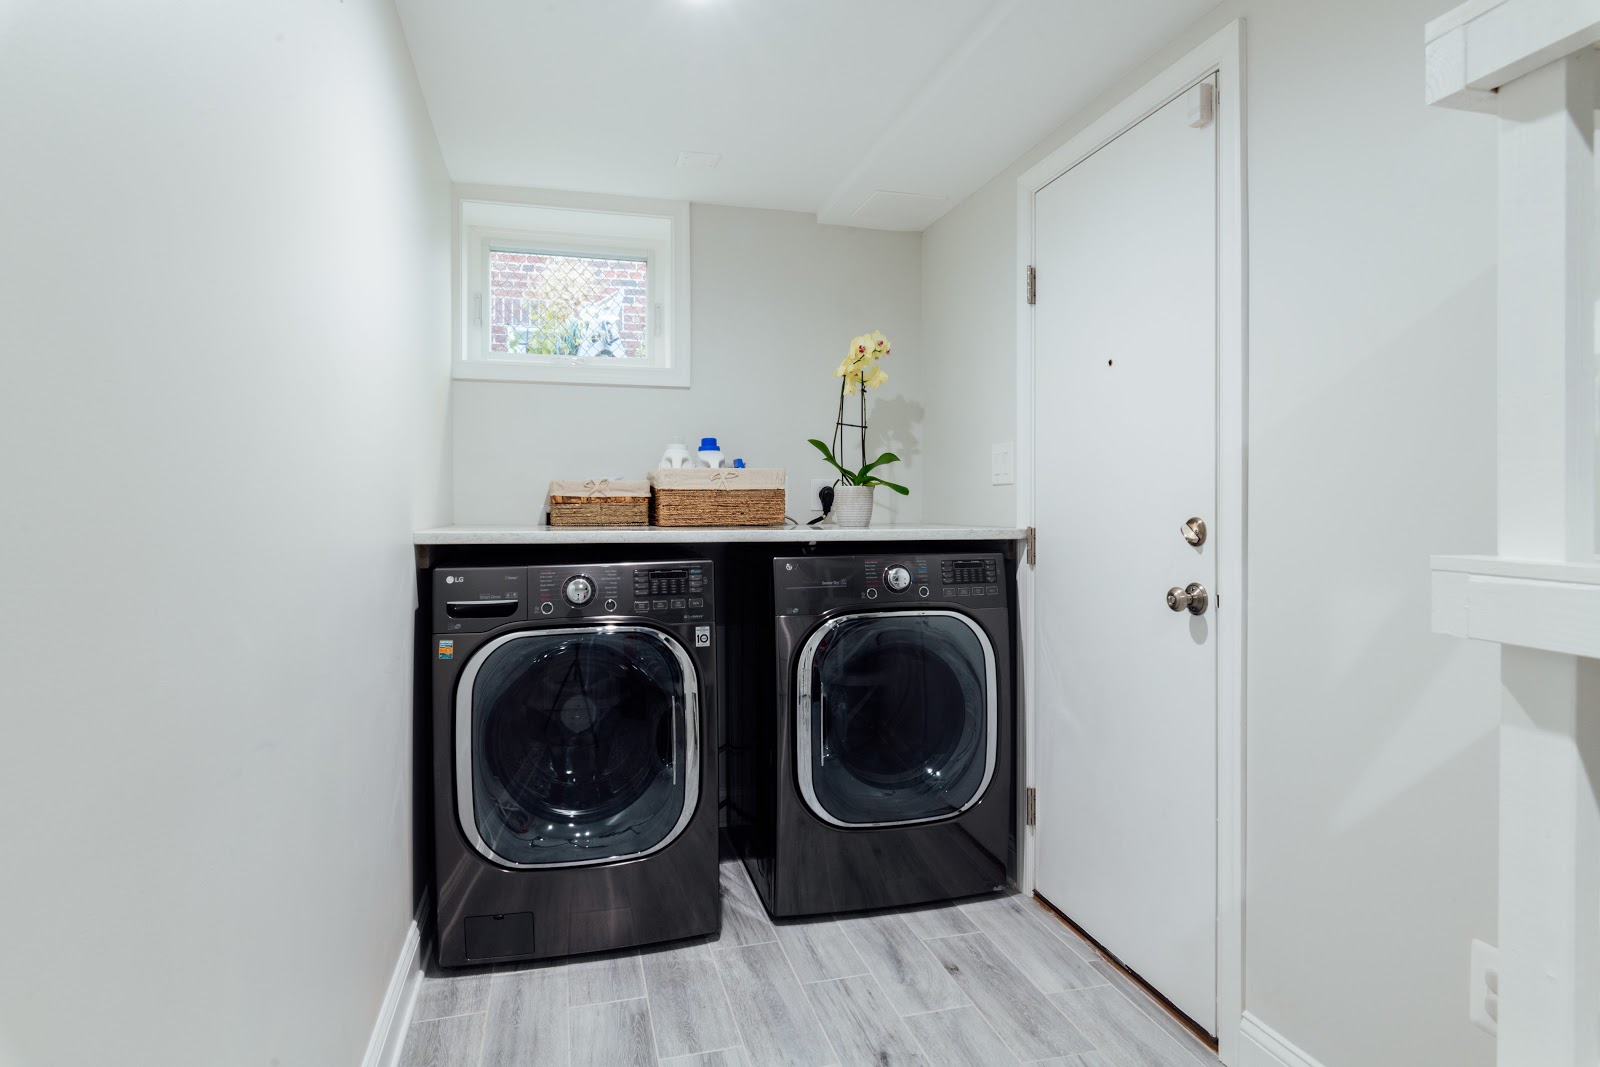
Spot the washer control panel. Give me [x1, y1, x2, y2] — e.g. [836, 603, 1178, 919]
[433, 568, 528, 633]
[774, 552, 1006, 615]
[434, 560, 713, 632]
[563, 575, 595, 606]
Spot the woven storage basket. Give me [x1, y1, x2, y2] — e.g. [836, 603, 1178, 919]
[548, 479, 650, 527]
[649, 468, 786, 527]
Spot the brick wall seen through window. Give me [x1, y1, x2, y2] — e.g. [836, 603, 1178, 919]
[489, 250, 648, 359]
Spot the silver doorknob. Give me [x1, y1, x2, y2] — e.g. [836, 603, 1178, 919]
[1166, 582, 1209, 615]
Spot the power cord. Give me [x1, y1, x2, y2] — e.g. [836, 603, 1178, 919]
[806, 484, 835, 526]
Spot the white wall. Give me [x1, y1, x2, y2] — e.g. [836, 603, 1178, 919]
[452, 203, 924, 525]
[0, 3, 451, 1065]
[921, 2, 1500, 1065]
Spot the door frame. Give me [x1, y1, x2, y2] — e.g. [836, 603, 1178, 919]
[1012, 20, 1247, 1064]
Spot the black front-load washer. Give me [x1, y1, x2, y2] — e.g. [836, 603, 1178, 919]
[429, 560, 719, 967]
[736, 551, 1014, 918]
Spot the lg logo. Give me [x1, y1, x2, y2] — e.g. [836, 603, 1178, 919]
[444, 575, 462, 584]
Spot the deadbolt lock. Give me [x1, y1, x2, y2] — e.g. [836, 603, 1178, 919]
[1182, 517, 1207, 546]
[1165, 582, 1210, 615]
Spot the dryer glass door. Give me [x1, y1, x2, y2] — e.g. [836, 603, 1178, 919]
[797, 610, 997, 827]
[456, 626, 699, 868]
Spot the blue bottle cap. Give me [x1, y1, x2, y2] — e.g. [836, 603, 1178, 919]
[733, 458, 745, 468]
[699, 437, 718, 450]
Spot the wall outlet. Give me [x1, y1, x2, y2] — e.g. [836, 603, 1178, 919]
[809, 478, 834, 513]
[991, 442, 1015, 485]
[1469, 939, 1499, 1036]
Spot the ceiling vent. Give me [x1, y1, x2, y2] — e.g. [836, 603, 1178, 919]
[676, 151, 723, 169]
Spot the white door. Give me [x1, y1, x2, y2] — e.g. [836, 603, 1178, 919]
[1031, 80, 1219, 1034]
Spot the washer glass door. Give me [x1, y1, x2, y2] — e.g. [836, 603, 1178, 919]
[797, 611, 996, 827]
[456, 626, 699, 867]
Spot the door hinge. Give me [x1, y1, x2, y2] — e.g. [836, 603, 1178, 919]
[1026, 787, 1037, 826]
[1025, 526, 1037, 566]
[1026, 265, 1037, 305]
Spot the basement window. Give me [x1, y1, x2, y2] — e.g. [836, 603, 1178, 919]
[455, 193, 691, 387]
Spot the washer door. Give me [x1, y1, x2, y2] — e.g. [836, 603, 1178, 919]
[796, 610, 997, 827]
[456, 626, 699, 868]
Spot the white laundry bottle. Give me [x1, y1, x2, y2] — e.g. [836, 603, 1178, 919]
[696, 438, 725, 468]
[658, 439, 692, 469]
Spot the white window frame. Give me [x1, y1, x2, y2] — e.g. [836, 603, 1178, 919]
[453, 185, 691, 388]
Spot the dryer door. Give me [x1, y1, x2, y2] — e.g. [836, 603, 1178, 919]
[456, 626, 699, 868]
[796, 610, 997, 827]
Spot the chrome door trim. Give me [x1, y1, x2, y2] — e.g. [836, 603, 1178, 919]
[455, 624, 701, 869]
[794, 609, 999, 829]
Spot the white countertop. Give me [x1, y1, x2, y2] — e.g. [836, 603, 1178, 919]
[414, 523, 1027, 545]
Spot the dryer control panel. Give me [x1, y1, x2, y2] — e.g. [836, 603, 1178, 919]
[773, 552, 1006, 616]
[433, 561, 713, 633]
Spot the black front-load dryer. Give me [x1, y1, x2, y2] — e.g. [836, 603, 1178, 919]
[737, 552, 1014, 918]
[429, 560, 719, 967]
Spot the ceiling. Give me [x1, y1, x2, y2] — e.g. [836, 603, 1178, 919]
[395, 0, 1218, 231]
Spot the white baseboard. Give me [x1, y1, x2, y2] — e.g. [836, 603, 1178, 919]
[1238, 1012, 1327, 1067]
[362, 895, 430, 1067]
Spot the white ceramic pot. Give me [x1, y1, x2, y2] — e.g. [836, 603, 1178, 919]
[832, 485, 875, 528]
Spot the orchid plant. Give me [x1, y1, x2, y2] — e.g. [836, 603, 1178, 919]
[808, 330, 910, 496]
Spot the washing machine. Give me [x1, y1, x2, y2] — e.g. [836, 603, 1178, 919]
[735, 551, 1014, 918]
[429, 560, 719, 967]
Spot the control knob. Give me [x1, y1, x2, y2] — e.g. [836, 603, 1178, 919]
[563, 575, 595, 606]
[885, 564, 912, 593]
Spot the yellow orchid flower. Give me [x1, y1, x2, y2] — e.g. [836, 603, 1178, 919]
[831, 331, 891, 389]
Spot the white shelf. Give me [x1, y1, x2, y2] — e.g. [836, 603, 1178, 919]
[1431, 553, 1600, 657]
[415, 523, 1028, 546]
[1426, 0, 1600, 110]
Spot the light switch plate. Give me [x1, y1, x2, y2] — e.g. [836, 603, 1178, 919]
[991, 443, 1015, 485]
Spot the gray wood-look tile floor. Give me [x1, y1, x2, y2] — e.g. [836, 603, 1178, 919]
[398, 857, 1220, 1067]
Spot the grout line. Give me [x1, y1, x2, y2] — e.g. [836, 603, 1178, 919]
[858, 966, 927, 1060]
[473, 993, 491, 1067]
[961, 902, 1104, 1005]
[659, 1046, 747, 1066]
[1030, 892, 1219, 1057]
[639, 986, 665, 1067]
[575, 993, 652, 1009]
[945, 930, 1090, 1063]
[708, 934, 758, 1065]
[769, 928, 844, 1067]
[896, 1006, 959, 1020]
[798, 969, 871, 985]
[1085, 967, 1221, 1064]
[906, 925, 979, 1018]
[414, 1008, 490, 1024]
[1094, 983, 1213, 1065]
